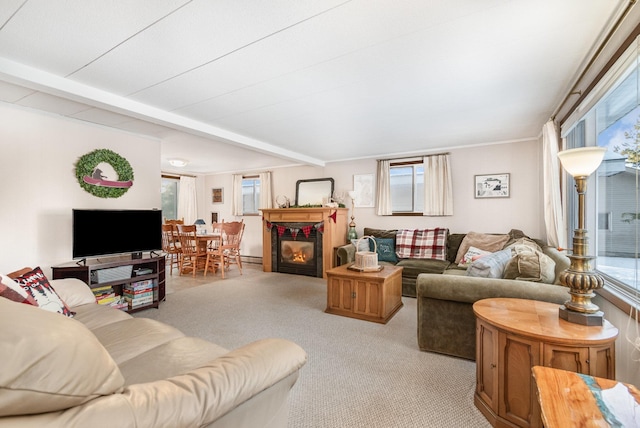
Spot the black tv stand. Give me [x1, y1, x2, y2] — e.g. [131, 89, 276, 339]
[131, 252, 143, 259]
[76, 258, 87, 266]
[52, 255, 166, 312]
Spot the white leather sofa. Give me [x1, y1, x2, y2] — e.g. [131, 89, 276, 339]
[0, 274, 307, 428]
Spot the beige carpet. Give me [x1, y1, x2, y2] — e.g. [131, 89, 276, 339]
[137, 266, 491, 428]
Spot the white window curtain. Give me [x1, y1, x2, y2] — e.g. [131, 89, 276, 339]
[423, 154, 453, 216]
[259, 171, 273, 210]
[376, 159, 392, 215]
[231, 174, 244, 216]
[542, 120, 567, 248]
[177, 176, 197, 224]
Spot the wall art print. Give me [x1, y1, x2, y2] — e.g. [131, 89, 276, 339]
[474, 173, 510, 198]
[75, 149, 134, 198]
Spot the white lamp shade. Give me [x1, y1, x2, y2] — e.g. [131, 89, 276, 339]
[348, 190, 357, 199]
[558, 147, 606, 177]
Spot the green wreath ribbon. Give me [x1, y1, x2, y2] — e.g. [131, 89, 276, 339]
[75, 149, 134, 198]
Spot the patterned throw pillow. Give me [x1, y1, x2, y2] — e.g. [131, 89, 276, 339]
[458, 246, 492, 268]
[395, 228, 448, 260]
[0, 273, 37, 305]
[369, 237, 398, 263]
[466, 248, 512, 278]
[12, 267, 75, 317]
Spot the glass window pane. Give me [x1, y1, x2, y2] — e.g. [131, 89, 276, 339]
[161, 177, 179, 221]
[390, 166, 414, 212]
[595, 58, 639, 292]
[242, 178, 261, 214]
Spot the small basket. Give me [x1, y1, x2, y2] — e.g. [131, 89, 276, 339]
[353, 236, 378, 269]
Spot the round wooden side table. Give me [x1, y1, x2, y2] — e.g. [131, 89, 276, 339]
[473, 298, 618, 428]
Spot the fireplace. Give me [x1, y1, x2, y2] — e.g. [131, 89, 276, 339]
[271, 224, 323, 277]
[261, 208, 348, 278]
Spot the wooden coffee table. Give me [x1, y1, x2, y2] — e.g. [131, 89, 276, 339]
[325, 264, 403, 324]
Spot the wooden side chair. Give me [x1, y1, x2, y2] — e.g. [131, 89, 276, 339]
[164, 218, 184, 225]
[161, 224, 181, 275]
[221, 220, 245, 276]
[176, 224, 209, 276]
[204, 222, 224, 277]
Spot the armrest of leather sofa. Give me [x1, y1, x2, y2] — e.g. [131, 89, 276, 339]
[336, 243, 355, 265]
[2, 338, 307, 428]
[416, 273, 568, 360]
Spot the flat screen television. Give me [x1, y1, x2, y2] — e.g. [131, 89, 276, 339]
[72, 209, 163, 259]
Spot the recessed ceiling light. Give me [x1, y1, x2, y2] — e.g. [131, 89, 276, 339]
[168, 158, 189, 167]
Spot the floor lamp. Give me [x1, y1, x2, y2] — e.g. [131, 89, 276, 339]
[557, 146, 607, 325]
[347, 190, 357, 240]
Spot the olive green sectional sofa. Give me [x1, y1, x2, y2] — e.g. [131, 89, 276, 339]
[336, 227, 571, 360]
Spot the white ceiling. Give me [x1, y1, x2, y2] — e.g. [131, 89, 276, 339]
[0, 0, 626, 175]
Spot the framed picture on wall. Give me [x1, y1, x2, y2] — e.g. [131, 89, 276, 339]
[212, 188, 223, 203]
[353, 174, 374, 207]
[211, 212, 219, 224]
[474, 173, 510, 198]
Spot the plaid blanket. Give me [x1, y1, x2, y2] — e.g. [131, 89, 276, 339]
[395, 228, 448, 260]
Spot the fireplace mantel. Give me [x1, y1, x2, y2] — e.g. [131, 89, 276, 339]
[262, 208, 348, 278]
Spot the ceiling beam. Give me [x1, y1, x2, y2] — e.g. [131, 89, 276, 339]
[0, 57, 325, 167]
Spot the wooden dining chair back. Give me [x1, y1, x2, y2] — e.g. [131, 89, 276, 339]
[176, 224, 207, 276]
[221, 220, 244, 276]
[164, 218, 184, 226]
[203, 222, 224, 277]
[161, 224, 181, 275]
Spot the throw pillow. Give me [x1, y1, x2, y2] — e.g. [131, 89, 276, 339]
[351, 238, 370, 252]
[395, 228, 448, 260]
[454, 232, 509, 264]
[12, 267, 75, 317]
[370, 237, 398, 263]
[458, 246, 492, 268]
[502, 244, 556, 284]
[0, 273, 37, 305]
[467, 248, 512, 278]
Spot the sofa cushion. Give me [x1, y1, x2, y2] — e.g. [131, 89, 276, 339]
[397, 258, 450, 276]
[446, 233, 467, 264]
[503, 244, 556, 284]
[0, 297, 124, 416]
[466, 248, 512, 278]
[49, 278, 97, 308]
[363, 228, 397, 240]
[370, 237, 398, 263]
[12, 267, 75, 317]
[454, 232, 509, 264]
[351, 238, 370, 252]
[396, 228, 448, 260]
[0, 273, 37, 305]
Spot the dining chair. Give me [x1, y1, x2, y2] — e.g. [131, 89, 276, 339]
[221, 220, 244, 276]
[164, 218, 184, 225]
[161, 224, 181, 275]
[176, 224, 209, 276]
[204, 222, 224, 277]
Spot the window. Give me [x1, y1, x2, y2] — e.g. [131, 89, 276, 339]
[242, 176, 260, 215]
[390, 161, 424, 213]
[563, 37, 639, 303]
[161, 176, 179, 221]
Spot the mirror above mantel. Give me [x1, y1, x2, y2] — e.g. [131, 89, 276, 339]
[295, 178, 334, 206]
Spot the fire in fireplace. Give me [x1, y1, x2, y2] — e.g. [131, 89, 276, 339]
[271, 223, 323, 277]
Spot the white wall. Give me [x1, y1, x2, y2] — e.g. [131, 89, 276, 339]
[208, 140, 546, 259]
[0, 104, 161, 274]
